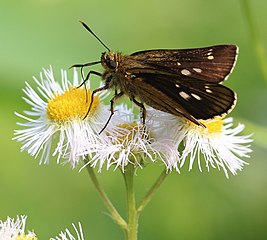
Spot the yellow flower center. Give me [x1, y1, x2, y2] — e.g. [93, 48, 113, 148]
[110, 123, 148, 144]
[116, 123, 138, 143]
[117, 123, 137, 131]
[47, 87, 100, 123]
[200, 117, 224, 135]
[15, 234, 37, 240]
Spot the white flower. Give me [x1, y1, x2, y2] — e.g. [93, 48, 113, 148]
[50, 222, 84, 240]
[0, 215, 36, 240]
[14, 66, 110, 167]
[84, 105, 180, 172]
[172, 117, 252, 178]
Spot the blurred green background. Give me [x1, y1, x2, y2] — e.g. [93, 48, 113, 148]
[1, 0, 267, 239]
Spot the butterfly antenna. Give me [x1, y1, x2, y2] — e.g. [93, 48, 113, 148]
[79, 21, 110, 52]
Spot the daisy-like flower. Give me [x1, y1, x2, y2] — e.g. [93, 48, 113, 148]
[84, 105, 180, 172]
[0, 215, 36, 240]
[14, 66, 110, 167]
[173, 116, 253, 178]
[50, 222, 84, 240]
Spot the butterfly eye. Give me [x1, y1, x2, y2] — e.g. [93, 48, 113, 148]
[105, 54, 117, 69]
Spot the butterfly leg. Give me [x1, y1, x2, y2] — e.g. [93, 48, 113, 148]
[78, 70, 106, 120]
[131, 98, 149, 140]
[132, 98, 146, 124]
[70, 60, 102, 91]
[77, 70, 102, 89]
[99, 91, 124, 134]
[74, 70, 103, 119]
[83, 84, 109, 120]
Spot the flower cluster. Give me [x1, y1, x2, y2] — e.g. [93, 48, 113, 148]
[0, 215, 36, 240]
[0, 215, 84, 240]
[14, 67, 252, 177]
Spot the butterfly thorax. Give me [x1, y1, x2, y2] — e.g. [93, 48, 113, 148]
[101, 51, 139, 97]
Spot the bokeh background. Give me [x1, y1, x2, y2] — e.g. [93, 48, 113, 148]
[1, 0, 267, 239]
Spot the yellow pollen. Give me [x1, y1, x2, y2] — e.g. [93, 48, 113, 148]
[47, 87, 100, 122]
[200, 117, 224, 134]
[111, 123, 150, 144]
[117, 123, 137, 131]
[115, 123, 138, 143]
[15, 234, 37, 240]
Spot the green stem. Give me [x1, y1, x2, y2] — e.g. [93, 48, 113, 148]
[123, 165, 138, 240]
[137, 169, 168, 215]
[85, 161, 127, 232]
[240, 0, 267, 85]
[85, 158, 168, 240]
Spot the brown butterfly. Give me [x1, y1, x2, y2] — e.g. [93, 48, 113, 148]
[72, 21, 238, 129]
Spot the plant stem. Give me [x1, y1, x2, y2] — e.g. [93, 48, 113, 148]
[137, 169, 168, 215]
[85, 158, 168, 240]
[85, 161, 128, 232]
[123, 165, 138, 240]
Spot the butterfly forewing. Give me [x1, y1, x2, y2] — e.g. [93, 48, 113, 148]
[129, 72, 236, 124]
[130, 45, 238, 83]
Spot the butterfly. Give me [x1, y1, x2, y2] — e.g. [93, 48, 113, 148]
[73, 22, 238, 129]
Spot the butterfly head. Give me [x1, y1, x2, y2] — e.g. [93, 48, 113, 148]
[101, 51, 118, 70]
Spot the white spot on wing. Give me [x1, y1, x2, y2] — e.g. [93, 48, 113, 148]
[181, 69, 191, 76]
[207, 51, 213, 55]
[191, 93, 202, 100]
[206, 89, 212, 93]
[177, 62, 181, 66]
[207, 55, 214, 60]
[193, 68, 202, 73]
[179, 91, 190, 100]
[205, 85, 212, 93]
[175, 83, 180, 88]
